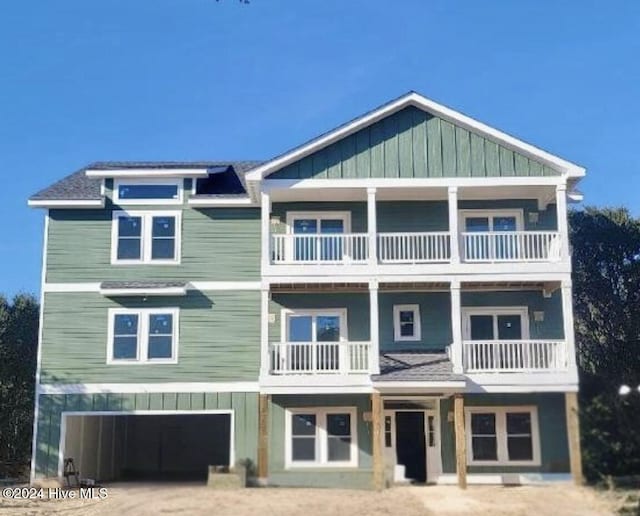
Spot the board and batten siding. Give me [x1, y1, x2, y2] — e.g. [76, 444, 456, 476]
[40, 291, 260, 383]
[270, 106, 559, 180]
[45, 207, 260, 283]
[439, 393, 570, 474]
[33, 391, 258, 478]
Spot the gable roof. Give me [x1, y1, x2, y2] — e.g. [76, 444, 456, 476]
[29, 161, 262, 205]
[245, 91, 585, 189]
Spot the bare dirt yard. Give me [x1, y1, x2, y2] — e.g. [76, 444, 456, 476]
[0, 483, 634, 516]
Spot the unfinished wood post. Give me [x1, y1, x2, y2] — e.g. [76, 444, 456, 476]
[565, 392, 583, 485]
[371, 392, 385, 490]
[453, 393, 467, 489]
[258, 394, 269, 483]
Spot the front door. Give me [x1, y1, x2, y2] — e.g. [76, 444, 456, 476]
[395, 412, 426, 483]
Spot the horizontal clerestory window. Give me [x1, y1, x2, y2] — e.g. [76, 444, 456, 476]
[111, 211, 181, 264]
[114, 179, 183, 205]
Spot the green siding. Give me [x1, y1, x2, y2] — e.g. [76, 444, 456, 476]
[33, 391, 258, 478]
[268, 394, 374, 489]
[40, 291, 260, 383]
[379, 292, 452, 351]
[440, 393, 570, 474]
[46, 207, 261, 283]
[271, 106, 559, 179]
[377, 201, 449, 232]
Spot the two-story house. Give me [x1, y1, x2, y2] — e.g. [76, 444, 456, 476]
[28, 92, 584, 489]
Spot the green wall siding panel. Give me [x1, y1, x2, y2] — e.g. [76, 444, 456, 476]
[268, 394, 374, 489]
[33, 392, 259, 478]
[46, 207, 260, 283]
[440, 393, 569, 474]
[377, 201, 449, 232]
[270, 107, 560, 180]
[40, 291, 260, 383]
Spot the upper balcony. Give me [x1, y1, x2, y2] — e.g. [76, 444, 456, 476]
[261, 183, 572, 279]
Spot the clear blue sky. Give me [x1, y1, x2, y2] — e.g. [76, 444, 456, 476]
[1, 1, 639, 296]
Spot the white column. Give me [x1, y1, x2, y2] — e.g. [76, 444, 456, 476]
[561, 279, 577, 369]
[450, 280, 463, 373]
[261, 190, 271, 270]
[369, 279, 380, 374]
[556, 184, 571, 261]
[260, 286, 271, 377]
[448, 186, 460, 264]
[367, 187, 378, 266]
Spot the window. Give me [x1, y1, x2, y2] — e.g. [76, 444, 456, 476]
[285, 211, 359, 262]
[465, 407, 540, 466]
[460, 210, 525, 261]
[393, 304, 421, 342]
[463, 307, 530, 341]
[107, 308, 179, 364]
[286, 408, 357, 468]
[114, 179, 183, 205]
[111, 211, 181, 264]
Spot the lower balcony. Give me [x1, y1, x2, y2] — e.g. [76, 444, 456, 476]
[269, 341, 372, 375]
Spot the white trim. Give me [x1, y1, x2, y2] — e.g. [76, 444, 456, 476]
[462, 306, 531, 341]
[28, 199, 105, 208]
[246, 92, 584, 183]
[113, 178, 183, 205]
[281, 308, 348, 342]
[110, 210, 182, 265]
[372, 381, 466, 391]
[43, 281, 262, 293]
[464, 405, 541, 466]
[464, 382, 578, 393]
[106, 307, 180, 365]
[393, 304, 421, 342]
[459, 209, 525, 232]
[187, 197, 255, 207]
[58, 409, 235, 478]
[86, 168, 210, 178]
[284, 407, 358, 469]
[30, 211, 49, 484]
[37, 382, 260, 394]
[99, 287, 187, 297]
[284, 210, 352, 234]
[436, 473, 572, 485]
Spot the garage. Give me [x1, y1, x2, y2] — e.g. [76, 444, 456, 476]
[60, 411, 233, 483]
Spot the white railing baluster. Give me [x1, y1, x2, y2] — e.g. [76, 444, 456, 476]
[269, 341, 372, 375]
[463, 340, 568, 373]
[376, 232, 451, 263]
[460, 231, 562, 263]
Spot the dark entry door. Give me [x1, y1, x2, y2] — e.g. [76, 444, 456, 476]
[395, 412, 426, 483]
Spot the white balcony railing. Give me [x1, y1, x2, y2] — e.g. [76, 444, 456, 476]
[463, 340, 567, 373]
[461, 231, 562, 262]
[271, 233, 369, 264]
[377, 232, 450, 263]
[269, 341, 372, 375]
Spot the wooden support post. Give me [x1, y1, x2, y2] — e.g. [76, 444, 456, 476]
[565, 392, 583, 485]
[453, 394, 467, 489]
[371, 392, 385, 490]
[258, 394, 269, 483]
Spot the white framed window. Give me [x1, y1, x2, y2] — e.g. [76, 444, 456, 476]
[462, 307, 530, 341]
[107, 308, 179, 364]
[114, 178, 183, 205]
[393, 304, 421, 341]
[111, 210, 181, 264]
[285, 407, 358, 468]
[459, 209, 525, 233]
[465, 406, 541, 466]
[282, 308, 348, 343]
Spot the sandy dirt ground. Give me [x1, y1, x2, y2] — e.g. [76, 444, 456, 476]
[0, 483, 631, 516]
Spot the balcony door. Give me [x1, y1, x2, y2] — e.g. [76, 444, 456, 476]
[461, 210, 523, 261]
[285, 309, 347, 372]
[287, 212, 350, 262]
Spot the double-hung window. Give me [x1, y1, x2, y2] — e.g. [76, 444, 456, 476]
[108, 308, 179, 364]
[393, 304, 421, 342]
[286, 408, 357, 468]
[465, 406, 540, 466]
[112, 211, 181, 264]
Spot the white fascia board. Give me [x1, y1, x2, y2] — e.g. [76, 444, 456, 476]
[247, 92, 585, 183]
[187, 197, 256, 207]
[99, 287, 187, 297]
[85, 168, 210, 178]
[27, 199, 105, 208]
[260, 385, 374, 395]
[373, 381, 466, 392]
[38, 382, 260, 394]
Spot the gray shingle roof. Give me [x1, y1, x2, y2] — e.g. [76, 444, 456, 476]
[29, 161, 262, 202]
[373, 352, 464, 382]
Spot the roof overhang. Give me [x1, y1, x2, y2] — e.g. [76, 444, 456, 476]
[245, 91, 585, 197]
[372, 381, 466, 394]
[86, 168, 210, 178]
[27, 199, 105, 209]
[99, 281, 188, 297]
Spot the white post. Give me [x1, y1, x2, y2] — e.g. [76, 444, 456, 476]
[450, 279, 463, 373]
[261, 190, 271, 270]
[561, 279, 577, 369]
[367, 187, 378, 265]
[556, 184, 570, 261]
[260, 286, 271, 377]
[369, 279, 380, 374]
[448, 186, 460, 264]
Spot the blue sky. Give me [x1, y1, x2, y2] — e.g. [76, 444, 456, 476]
[1, 1, 639, 296]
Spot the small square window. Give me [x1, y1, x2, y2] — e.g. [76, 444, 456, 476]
[393, 305, 421, 342]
